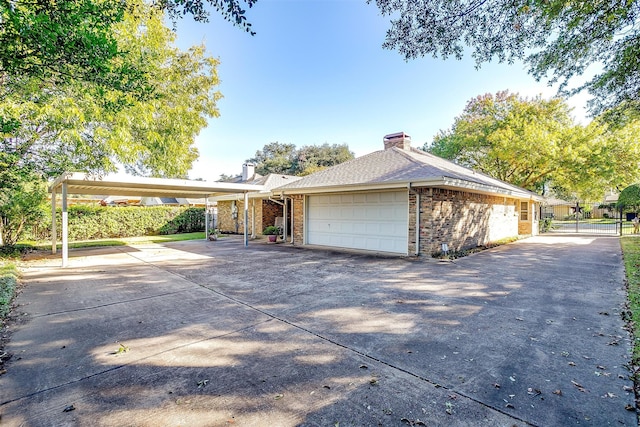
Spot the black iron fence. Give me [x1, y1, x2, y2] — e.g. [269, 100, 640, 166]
[541, 202, 638, 236]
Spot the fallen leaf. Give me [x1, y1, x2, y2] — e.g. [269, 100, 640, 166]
[509, 376, 516, 382]
[369, 378, 379, 385]
[197, 379, 209, 388]
[623, 385, 633, 392]
[552, 389, 563, 396]
[359, 364, 368, 369]
[596, 365, 606, 370]
[515, 317, 524, 321]
[274, 394, 284, 400]
[603, 392, 617, 398]
[63, 405, 75, 413]
[625, 404, 635, 411]
[505, 403, 515, 409]
[599, 311, 609, 316]
[323, 385, 331, 389]
[0, 369, 6, 375]
[568, 362, 576, 366]
[571, 380, 588, 393]
[493, 383, 501, 389]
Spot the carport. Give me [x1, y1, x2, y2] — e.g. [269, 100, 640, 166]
[48, 172, 264, 267]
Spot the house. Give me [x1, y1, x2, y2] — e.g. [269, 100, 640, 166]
[274, 132, 542, 256]
[214, 163, 302, 237]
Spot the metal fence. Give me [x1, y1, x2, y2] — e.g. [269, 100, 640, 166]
[541, 202, 638, 236]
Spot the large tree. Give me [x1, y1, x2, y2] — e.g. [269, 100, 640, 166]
[246, 142, 354, 176]
[426, 91, 640, 201]
[0, 0, 254, 97]
[0, 3, 221, 245]
[372, 0, 640, 116]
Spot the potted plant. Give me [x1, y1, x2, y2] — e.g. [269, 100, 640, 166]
[263, 225, 279, 242]
[208, 229, 219, 241]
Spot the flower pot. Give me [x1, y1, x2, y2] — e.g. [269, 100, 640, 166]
[268, 235, 277, 242]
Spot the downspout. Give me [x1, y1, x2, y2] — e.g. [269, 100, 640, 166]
[408, 183, 420, 257]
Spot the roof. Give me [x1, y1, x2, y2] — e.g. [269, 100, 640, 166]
[275, 147, 541, 200]
[49, 172, 264, 199]
[214, 173, 303, 201]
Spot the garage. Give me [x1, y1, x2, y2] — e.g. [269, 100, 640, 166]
[306, 191, 409, 254]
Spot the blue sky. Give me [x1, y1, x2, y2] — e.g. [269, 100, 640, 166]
[172, 0, 591, 180]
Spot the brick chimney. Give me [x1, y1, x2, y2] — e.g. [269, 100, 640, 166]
[242, 163, 255, 181]
[383, 132, 411, 150]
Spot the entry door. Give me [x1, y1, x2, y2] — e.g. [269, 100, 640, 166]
[306, 191, 408, 254]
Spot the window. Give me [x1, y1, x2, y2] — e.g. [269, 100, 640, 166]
[520, 201, 529, 221]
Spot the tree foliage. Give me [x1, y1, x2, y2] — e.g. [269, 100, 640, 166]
[372, 0, 640, 116]
[1, 3, 221, 180]
[617, 184, 640, 212]
[426, 91, 640, 201]
[247, 142, 355, 176]
[0, 3, 222, 245]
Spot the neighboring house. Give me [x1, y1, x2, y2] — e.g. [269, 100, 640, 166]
[275, 132, 542, 256]
[214, 163, 303, 236]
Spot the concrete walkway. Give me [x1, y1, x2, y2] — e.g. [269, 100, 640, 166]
[0, 235, 636, 426]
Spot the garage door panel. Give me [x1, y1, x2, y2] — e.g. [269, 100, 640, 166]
[307, 192, 408, 254]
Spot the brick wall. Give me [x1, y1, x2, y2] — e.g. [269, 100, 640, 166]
[412, 188, 519, 255]
[291, 195, 304, 245]
[217, 199, 266, 236]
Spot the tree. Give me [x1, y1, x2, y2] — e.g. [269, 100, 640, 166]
[1, 3, 221, 180]
[247, 142, 297, 175]
[0, 0, 254, 100]
[372, 0, 640, 116]
[247, 142, 354, 176]
[0, 3, 222, 245]
[293, 143, 354, 175]
[616, 184, 640, 212]
[425, 91, 640, 201]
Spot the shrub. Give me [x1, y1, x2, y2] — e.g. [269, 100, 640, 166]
[22, 206, 205, 241]
[0, 261, 18, 320]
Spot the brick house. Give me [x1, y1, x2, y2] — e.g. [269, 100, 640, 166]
[214, 164, 302, 237]
[275, 132, 541, 256]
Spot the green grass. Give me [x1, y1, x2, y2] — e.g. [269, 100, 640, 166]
[621, 236, 640, 364]
[2, 232, 208, 260]
[0, 261, 18, 321]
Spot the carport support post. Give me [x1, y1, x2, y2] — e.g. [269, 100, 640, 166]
[244, 191, 249, 247]
[204, 195, 209, 240]
[51, 187, 57, 254]
[61, 182, 68, 267]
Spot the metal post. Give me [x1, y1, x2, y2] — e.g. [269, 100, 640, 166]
[62, 182, 68, 267]
[204, 195, 209, 240]
[51, 187, 57, 254]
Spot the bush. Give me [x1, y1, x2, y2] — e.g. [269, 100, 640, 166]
[0, 261, 18, 320]
[22, 206, 205, 241]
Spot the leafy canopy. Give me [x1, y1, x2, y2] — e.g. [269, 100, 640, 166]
[617, 184, 640, 211]
[426, 91, 640, 201]
[246, 142, 354, 176]
[372, 0, 640, 116]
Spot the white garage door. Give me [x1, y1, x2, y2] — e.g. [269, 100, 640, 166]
[307, 191, 408, 254]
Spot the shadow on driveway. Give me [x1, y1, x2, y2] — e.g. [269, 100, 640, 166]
[0, 235, 636, 426]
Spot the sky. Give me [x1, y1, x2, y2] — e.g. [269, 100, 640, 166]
[170, 0, 592, 181]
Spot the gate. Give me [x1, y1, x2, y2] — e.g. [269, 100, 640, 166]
[541, 202, 625, 235]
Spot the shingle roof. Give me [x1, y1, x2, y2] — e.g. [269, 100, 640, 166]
[276, 147, 540, 199]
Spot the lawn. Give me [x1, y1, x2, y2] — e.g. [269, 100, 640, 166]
[621, 236, 640, 364]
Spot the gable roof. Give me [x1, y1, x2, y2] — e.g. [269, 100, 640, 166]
[275, 147, 541, 200]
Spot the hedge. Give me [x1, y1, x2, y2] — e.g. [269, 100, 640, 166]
[24, 206, 205, 241]
[0, 261, 18, 320]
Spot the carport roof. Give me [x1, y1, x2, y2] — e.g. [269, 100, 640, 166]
[49, 172, 264, 198]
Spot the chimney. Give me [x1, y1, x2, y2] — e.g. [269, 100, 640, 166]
[242, 163, 255, 181]
[383, 132, 411, 150]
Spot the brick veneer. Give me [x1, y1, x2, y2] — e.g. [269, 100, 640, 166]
[217, 199, 290, 236]
[291, 188, 528, 255]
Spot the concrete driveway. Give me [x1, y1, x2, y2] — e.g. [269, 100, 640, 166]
[0, 235, 636, 426]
